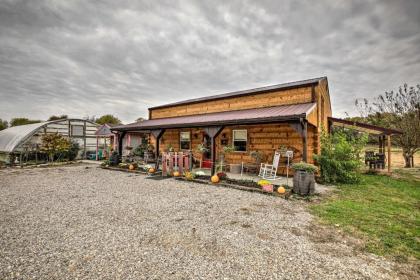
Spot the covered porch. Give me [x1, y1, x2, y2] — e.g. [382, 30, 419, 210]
[112, 103, 318, 176]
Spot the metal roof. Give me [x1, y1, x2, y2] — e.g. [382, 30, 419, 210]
[328, 117, 403, 135]
[95, 124, 115, 136]
[149, 77, 326, 110]
[113, 103, 316, 131]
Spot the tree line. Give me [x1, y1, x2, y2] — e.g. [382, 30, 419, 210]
[348, 84, 419, 168]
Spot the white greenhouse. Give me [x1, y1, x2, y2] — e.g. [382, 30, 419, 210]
[0, 119, 99, 164]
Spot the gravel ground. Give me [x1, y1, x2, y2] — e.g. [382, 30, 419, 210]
[0, 164, 414, 279]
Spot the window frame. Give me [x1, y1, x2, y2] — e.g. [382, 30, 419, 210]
[179, 131, 191, 150]
[70, 125, 84, 137]
[232, 129, 247, 152]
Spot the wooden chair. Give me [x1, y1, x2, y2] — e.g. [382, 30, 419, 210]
[259, 151, 281, 180]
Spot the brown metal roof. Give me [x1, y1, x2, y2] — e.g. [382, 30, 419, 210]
[149, 77, 327, 110]
[113, 103, 316, 131]
[328, 117, 402, 135]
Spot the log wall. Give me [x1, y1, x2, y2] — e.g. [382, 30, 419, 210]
[150, 86, 313, 119]
[149, 123, 318, 175]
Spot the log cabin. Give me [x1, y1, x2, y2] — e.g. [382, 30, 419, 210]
[113, 77, 332, 175]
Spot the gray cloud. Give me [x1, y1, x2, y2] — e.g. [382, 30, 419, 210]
[0, 0, 419, 123]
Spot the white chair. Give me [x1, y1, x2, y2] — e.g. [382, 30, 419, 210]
[259, 151, 281, 180]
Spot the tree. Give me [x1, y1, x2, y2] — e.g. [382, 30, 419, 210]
[10, 118, 41, 127]
[95, 114, 121, 125]
[356, 84, 420, 167]
[136, 117, 145, 122]
[40, 133, 71, 162]
[0, 119, 8, 131]
[48, 115, 68, 121]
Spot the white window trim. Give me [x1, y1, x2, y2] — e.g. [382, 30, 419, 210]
[180, 131, 191, 150]
[232, 129, 247, 152]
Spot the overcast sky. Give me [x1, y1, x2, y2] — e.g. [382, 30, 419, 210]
[0, 0, 419, 123]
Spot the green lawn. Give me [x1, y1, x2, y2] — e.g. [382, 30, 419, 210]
[311, 170, 420, 261]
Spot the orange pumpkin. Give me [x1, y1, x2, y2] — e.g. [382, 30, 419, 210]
[211, 175, 220, 183]
[173, 171, 180, 177]
[277, 186, 286, 194]
[129, 164, 135, 170]
[148, 168, 156, 174]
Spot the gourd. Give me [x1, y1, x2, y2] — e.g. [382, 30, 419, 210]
[277, 186, 286, 194]
[173, 171, 180, 177]
[148, 168, 156, 174]
[211, 175, 220, 183]
[129, 164, 135, 170]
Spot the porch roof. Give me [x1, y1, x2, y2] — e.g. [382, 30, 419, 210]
[328, 117, 402, 135]
[113, 103, 316, 131]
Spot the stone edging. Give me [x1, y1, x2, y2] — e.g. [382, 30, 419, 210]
[175, 177, 290, 198]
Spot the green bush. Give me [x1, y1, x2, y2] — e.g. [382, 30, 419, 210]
[291, 162, 318, 173]
[314, 129, 367, 184]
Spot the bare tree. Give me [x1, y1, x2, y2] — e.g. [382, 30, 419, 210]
[356, 84, 420, 167]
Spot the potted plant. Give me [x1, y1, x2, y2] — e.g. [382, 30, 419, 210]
[291, 162, 318, 195]
[166, 144, 174, 153]
[195, 143, 209, 154]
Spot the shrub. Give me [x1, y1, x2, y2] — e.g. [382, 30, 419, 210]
[40, 133, 71, 162]
[314, 129, 368, 184]
[109, 151, 121, 166]
[291, 162, 318, 173]
[66, 141, 80, 161]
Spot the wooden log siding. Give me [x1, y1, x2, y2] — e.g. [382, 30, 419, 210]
[150, 86, 314, 119]
[151, 123, 318, 175]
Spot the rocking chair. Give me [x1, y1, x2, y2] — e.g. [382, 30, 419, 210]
[259, 151, 281, 180]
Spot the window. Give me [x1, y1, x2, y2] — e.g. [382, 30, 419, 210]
[71, 125, 84, 136]
[180, 131, 191, 150]
[233, 130, 247, 152]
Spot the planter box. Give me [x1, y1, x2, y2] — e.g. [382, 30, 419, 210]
[292, 170, 315, 195]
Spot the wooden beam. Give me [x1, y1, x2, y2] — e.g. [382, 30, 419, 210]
[302, 121, 308, 162]
[387, 135, 391, 173]
[118, 131, 126, 156]
[203, 126, 224, 138]
[151, 129, 166, 169]
[290, 120, 308, 162]
[378, 135, 383, 154]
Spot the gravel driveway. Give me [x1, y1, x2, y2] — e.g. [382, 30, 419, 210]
[0, 164, 411, 279]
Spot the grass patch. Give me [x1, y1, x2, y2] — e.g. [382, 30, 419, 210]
[311, 171, 420, 261]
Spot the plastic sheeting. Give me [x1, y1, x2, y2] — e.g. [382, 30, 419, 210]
[0, 122, 49, 153]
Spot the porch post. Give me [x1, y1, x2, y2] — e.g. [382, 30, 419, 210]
[96, 136, 99, 161]
[289, 119, 308, 162]
[204, 126, 224, 175]
[151, 129, 166, 170]
[118, 131, 126, 156]
[302, 120, 308, 162]
[378, 135, 382, 153]
[387, 134, 391, 173]
[113, 134, 116, 151]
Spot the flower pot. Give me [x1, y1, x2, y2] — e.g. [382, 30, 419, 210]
[293, 170, 315, 195]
